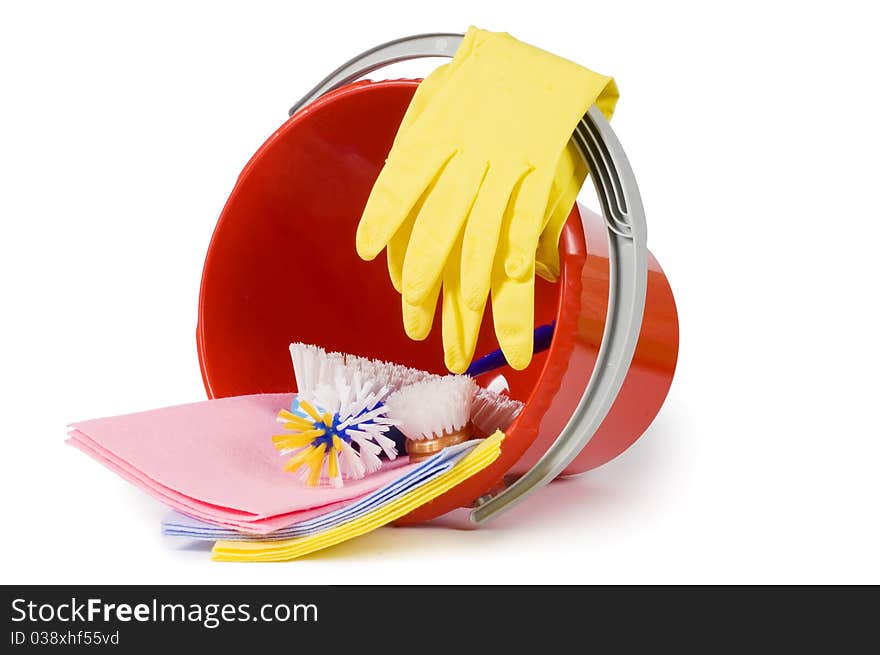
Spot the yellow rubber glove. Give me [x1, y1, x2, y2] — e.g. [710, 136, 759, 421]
[388, 70, 591, 288]
[357, 27, 617, 371]
[212, 431, 504, 562]
[392, 140, 589, 372]
[381, 83, 582, 371]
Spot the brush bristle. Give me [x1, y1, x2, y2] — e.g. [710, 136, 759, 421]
[290, 343, 435, 400]
[289, 342, 524, 445]
[274, 359, 400, 487]
[384, 376, 476, 440]
[471, 387, 524, 434]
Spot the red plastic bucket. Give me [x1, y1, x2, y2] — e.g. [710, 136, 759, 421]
[196, 79, 678, 523]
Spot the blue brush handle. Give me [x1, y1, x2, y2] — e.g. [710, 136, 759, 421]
[465, 322, 555, 378]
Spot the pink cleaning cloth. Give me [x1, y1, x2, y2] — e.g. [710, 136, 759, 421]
[67, 393, 416, 534]
[67, 432, 355, 533]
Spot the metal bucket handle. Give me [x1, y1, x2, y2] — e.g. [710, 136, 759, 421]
[289, 33, 648, 525]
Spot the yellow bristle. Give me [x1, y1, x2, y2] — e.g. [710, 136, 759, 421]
[305, 445, 327, 486]
[322, 412, 333, 426]
[271, 433, 317, 451]
[281, 422, 304, 432]
[298, 399, 323, 423]
[285, 428, 325, 440]
[277, 410, 313, 428]
[327, 448, 339, 479]
[271, 429, 324, 444]
[331, 435, 344, 452]
[283, 445, 315, 472]
[282, 418, 314, 431]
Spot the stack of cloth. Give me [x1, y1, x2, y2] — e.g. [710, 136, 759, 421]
[67, 349, 514, 561]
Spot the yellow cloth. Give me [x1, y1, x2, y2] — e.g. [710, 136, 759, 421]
[356, 27, 617, 373]
[212, 431, 504, 562]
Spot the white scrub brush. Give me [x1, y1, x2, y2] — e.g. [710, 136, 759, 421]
[290, 342, 432, 398]
[384, 376, 477, 461]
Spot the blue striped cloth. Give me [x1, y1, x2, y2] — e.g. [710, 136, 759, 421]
[162, 439, 481, 541]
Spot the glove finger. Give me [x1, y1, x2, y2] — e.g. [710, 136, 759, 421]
[401, 275, 441, 341]
[442, 233, 485, 373]
[491, 200, 536, 370]
[595, 78, 620, 120]
[387, 168, 438, 292]
[374, 42, 480, 281]
[490, 268, 535, 371]
[355, 143, 456, 261]
[534, 199, 575, 283]
[534, 260, 555, 282]
[532, 78, 616, 280]
[536, 140, 588, 281]
[402, 155, 488, 306]
[387, 215, 413, 294]
[460, 162, 531, 312]
[502, 168, 556, 281]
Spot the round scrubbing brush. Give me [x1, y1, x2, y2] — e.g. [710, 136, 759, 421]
[384, 375, 477, 461]
[290, 342, 438, 454]
[273, 373, 399, 487]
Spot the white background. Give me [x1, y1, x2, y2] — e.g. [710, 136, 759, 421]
[1, 1, 878, 584]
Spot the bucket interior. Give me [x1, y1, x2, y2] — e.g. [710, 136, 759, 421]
[197, 80, 574, 408]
